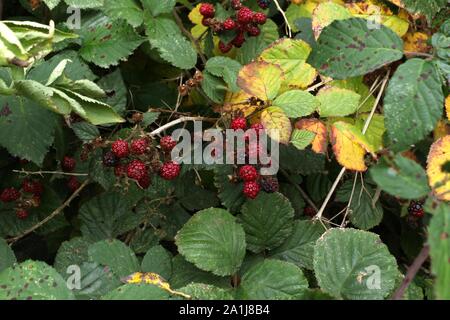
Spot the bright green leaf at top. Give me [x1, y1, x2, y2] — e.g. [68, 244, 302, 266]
[428, 204, 450, 300]
[308, 18, 403, 79]
[317, 86, 361, 117]
[175, 208, 246, 276]
[369, 155, 431, 200]
[314, 228, 398, 300]
[259, 38, 317, 90]
[237, 61, 284, 101]
[142, 0, 176, 17]
[273, 90, 319, 118]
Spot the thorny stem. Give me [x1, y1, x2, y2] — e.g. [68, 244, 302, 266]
[314, 73, 390, 222]
[273, 0, 292, 38]
[392, 245, 430, 300]
[173, 8, 207, 65]
[13, 169, 89, 177]
[7, 179, 90, 245]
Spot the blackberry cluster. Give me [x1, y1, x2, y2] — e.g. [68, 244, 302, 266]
[199, 1, 268, 53]
[102, 135, 181, 189]
[0, 179, 45, 220]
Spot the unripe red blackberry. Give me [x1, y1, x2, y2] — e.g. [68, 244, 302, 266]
[138, 175, 151, 189]
[251, 123, 265, 134]
[304, 206, 316, 217]
[243, 181, 261, 199]
[127, 160, 148, 181]
[408, 201, 425, 218]
[159, 161, 181, 180]
[67, 177, 81, 192]
[219, 41, 233, 53]
[237, 7, 253, 24]
[252, 12, 267, 25]
[16, 209, 29, 220]
[0, 188, 20, 203]
[231, 117, 247, 130]
[22, 179, 44, 196]
[114, 164, 127, 177]
[239, 165, 259, 182]
[231, 0, 243, 10]
[223, 18, 237, 30]
[260, 176, 279, 193]
[111, 140, 129, 158]
[102, 151, 118, 167]
[160, 136, 177, 152]
[131, 138, 149, 155]
[199, 3, 215, 18]
[62, 156, 76, 172]
[232, 32, 245, 47]
[247, 25, 261, 37]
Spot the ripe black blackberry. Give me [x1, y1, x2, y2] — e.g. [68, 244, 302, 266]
[260, 176, 279, 193]
[103, 151, 118, 167]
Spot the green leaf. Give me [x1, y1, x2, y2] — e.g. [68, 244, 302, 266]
[142, 0, 176, 17]
[402, 0, 448, 22]
[201, 71, 226, 104]
[313, 228, 398, 300]
[79, 192, 141, 242]
[71, 122, 100, 142]
[102, 0, 144, 27]
[88, 239, 140, 278]
[97, 69, 127, 115]
[240, 193, 295, 253]
[0, 238, 16, 272]
[0, 260, 74, 300]
[370, 155, 430, 200]
[428, 204, 450, 300]
[317, 87, 361, 117]
[336, 179, 384, 230]
[205, 56, 242, 93]
[237, 260, 309, 300]
[214, 165, 246, 213]
[141, 245, 173, 280]
[72, 262, 121, 299]
[179, 283, 234, 300]
[102, 284, 169, 300]
[170, 256, 230, 290]
[290, 129, 316, 150]
[54, 237, 91, 276]
[0, 97, 57, 165]
[175, 208, 246, 276]
[330, 77, 376, 113]
[308, 18, 403, 79]
[271, 220, 326, 270]
[273, 90, 319, 118]
[65, 0, 104, 8]
[79, 14, 145, 68]
[43, 0, 61, 10]
[384, 59, 444, 151]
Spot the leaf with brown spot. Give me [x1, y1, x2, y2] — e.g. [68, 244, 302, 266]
[312, 2, 352, 39]
[295, 118, 328, 154]
[237, 61, 284, 101]
[404, 32, 431, 54]
[427, 136, 450, 201]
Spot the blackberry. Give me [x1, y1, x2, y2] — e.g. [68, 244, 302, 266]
[243, 181, 260, 199]
[408, 201, 425, 218]
[260, 176, 279, 193]
[103, 151, 118, 167]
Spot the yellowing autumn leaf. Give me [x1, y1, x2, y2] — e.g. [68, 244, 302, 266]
[404, 32, 430, 54]
[261, 106, 292, 144]
[330, 121, 375, 172]
[427, 136, 450, 201]
[259, 38, 317, 90]
[237, 61, 284, 101]
[295, 118, 328, 154]
[222, 90, 257, 117]
[434, 120, 450, 140]
[312, 2, 352, 39]
[123, 272, 190, 298]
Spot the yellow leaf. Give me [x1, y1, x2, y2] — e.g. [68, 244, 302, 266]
[237, 61, 284, 101]
[222, 90, 257, 117]
[404, 32, 430, 54]
[330, 121, 375, 172]
[259, 38, 317, 90]
[261, 106, 292, 144]
[434, 120, 450, 140]
[446, 95, 450, 121]
[312, 2, 352, 39]
[189, 4, 203, 25]
[295, 118, 328, 154]
[123, 272, 191, 298]
[427, 136, 450, 201]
